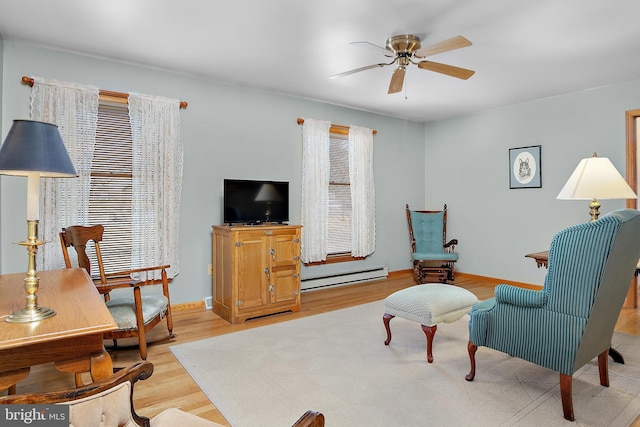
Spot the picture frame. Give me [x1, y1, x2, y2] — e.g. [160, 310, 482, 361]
[509, 145, 541, 189]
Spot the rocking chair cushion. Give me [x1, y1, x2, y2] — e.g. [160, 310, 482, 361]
[106, 295, 168, 330]
[410, 210, 445, 254]
[412, 252, 459, 262]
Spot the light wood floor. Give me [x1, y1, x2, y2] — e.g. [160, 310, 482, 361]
[7, 271, 640, 426]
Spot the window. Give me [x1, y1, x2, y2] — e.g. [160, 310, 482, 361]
[32, 77, 183, 277]
[301, 119, 375, 265]
[327, 133, 353, 256]
[88, 100, 133, 273]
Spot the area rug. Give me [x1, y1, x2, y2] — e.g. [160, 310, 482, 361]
[170, 301, 640, 426]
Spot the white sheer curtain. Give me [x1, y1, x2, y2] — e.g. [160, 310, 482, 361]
[301, 118, 331, 263]
[128, 93, 183, 279]
[348, 126, 376, 257]
[29, 77, 99, 270]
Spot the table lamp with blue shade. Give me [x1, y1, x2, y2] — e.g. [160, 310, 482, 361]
[0, 120, 77, 322]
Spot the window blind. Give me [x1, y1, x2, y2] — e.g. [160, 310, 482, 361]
[86, 102, 133, 274]
[328, 133, 352, 254]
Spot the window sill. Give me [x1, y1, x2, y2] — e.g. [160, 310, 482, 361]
[304, 253, 365, 266]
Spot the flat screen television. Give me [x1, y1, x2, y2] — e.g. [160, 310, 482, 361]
[223, 179, 289, 225]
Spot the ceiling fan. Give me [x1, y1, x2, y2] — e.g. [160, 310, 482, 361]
[330, 34, 475, 94]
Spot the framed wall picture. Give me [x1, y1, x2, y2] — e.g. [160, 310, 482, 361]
[509, 145, 542, 189]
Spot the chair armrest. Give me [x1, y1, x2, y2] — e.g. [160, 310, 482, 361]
[0, 361, 153, 405]
[495, 284, 545, 308]
[293, 410, 325, 427]
[444, 239, 458, 248]
[104, 264, 170, 278]
[99, 265, 171, 290]
[95, 279, 141, 292]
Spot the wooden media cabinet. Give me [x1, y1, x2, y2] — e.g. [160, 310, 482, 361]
[212, 224, 302, 323]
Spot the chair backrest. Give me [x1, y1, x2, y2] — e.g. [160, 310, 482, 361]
[543, 210, 640, 368]
[0, 361, 153, 427]
[60, 224, 108, 284]
[406, 204, 447, 254]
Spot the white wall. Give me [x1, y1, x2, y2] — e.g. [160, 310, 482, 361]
[0, 40, 426, 304]
[425, 80, 640, 285]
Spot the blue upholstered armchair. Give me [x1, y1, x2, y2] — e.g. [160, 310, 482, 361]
[466, 209, 640, 421]
[406, 204, 458, 283]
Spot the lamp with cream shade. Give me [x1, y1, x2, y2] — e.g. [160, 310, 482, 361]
[557, 153, 636, 222]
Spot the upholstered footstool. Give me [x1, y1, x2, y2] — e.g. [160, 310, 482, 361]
[383, 284, 478, 363]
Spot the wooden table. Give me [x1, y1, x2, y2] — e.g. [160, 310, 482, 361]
[0, 268, 118, 391]
[524, 251, 550, 269]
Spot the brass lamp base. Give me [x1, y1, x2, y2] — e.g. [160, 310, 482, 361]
[588, 198, 601, 222]
[6, 306, 56, 323]
[6, 219, 56, 323]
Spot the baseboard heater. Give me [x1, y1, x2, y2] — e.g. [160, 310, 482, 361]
[301, 267, 389, 291]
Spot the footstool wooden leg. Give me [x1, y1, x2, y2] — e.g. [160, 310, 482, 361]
[421, 324, 437, 363]
[383, 313, 395, 345]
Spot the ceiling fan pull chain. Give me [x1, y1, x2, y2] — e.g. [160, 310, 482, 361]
[404, 77, 408, 100]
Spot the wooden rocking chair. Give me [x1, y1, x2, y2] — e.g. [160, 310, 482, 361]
[60, 225, 175, 360]
[406, 204, 459, 284]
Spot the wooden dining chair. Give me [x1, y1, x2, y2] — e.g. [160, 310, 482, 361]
[60, 225, 175, 360]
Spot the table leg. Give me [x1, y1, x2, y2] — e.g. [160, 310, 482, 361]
[55, 349, 113, 385]
[624, 276, 637, 309]
[609, 347, 624, 364]
[0, 368, 30, 394]
[90, 350, 113, 381]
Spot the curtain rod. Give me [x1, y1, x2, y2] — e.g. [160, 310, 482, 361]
[21, 76, 188, 109]
[296, 118, 377, 135]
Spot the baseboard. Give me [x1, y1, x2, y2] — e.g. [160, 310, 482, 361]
[455, 272, 542, 290]
[172, 300, 206, 311]
[173, 270, 541, 310]
[387, 269, 412, 279]
[385, 269, 540, 289]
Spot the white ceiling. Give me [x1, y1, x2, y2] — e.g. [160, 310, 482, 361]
[1, 0, 640, 122]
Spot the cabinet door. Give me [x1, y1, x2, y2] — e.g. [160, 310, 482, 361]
[271, 267, 300, 303]
[269, 233, 300, 303]
[271, 233, 300, 268]
[234, 232, 268, 310]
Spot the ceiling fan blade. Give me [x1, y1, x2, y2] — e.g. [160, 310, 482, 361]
[330, 63, 388, 79]
[417, 61, 475, 80]
[388, 67, 405, 94]
[414, 35, 472, 58]
[350, 41, 393, 57]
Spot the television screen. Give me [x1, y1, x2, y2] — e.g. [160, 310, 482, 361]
[224, 179, 289, 225]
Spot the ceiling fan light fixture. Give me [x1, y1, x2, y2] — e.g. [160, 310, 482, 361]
[385, 34, 421, 55]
